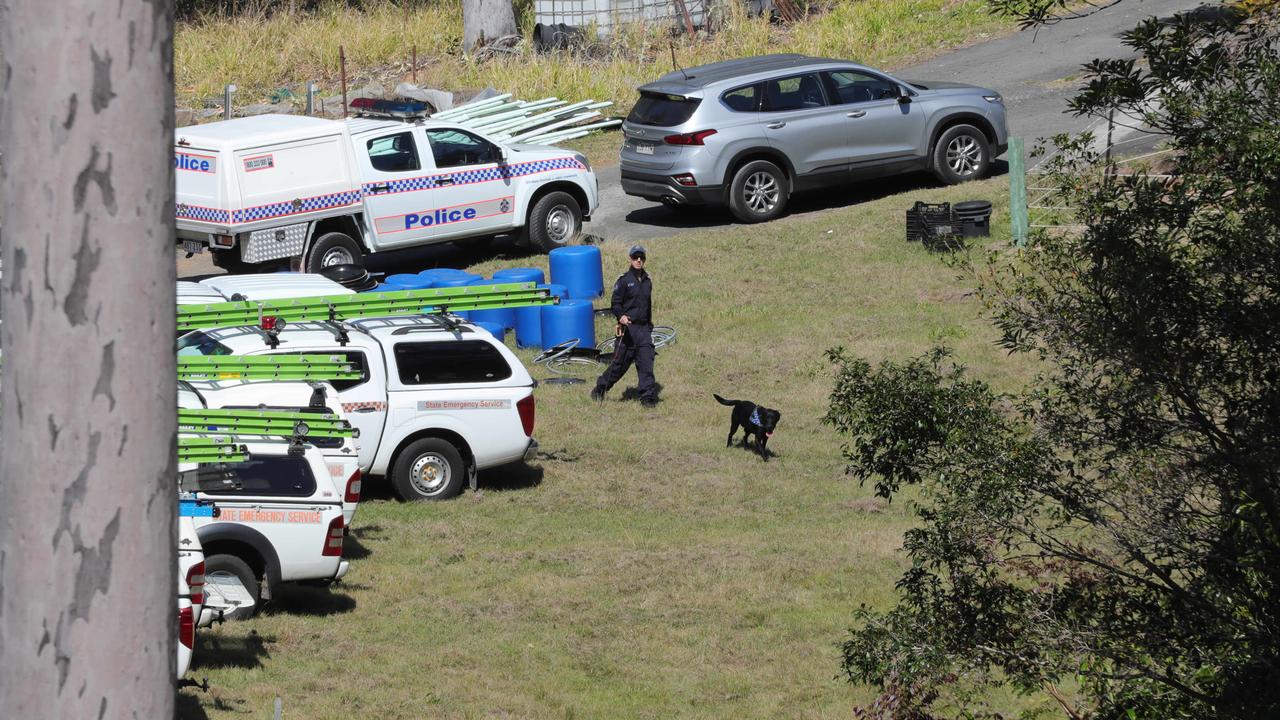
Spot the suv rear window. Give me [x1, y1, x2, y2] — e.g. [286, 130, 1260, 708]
[394, 340, 512, 384]
[627, 92, 702, 127]
[204, 456, 317, 497]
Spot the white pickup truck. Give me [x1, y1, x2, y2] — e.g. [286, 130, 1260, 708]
[177, 314, 538, 500]
[174, 106, 599, 273]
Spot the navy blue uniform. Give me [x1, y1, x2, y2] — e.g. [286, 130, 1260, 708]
[594, 268, 657, 403]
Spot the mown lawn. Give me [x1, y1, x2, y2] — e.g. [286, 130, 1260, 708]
[178, 174, 1051, 719]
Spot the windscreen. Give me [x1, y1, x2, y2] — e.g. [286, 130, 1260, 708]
[627, 92, 702, 127]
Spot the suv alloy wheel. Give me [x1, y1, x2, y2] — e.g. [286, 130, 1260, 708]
[728, 160, 788, 223]
[932, 124, 991, 185]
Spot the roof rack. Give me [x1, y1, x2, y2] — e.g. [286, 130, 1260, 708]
[177, 282, 554, 334]
[178, 355, 362, 382]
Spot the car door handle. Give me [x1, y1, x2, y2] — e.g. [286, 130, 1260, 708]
[766, 121, 786, 129]
[368, 183, 390, 193]
[354, 406, 379, 413]
[437, 176, 455, 186]
[846, 110, 867, 118]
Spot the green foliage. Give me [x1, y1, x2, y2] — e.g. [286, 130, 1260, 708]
[826, 8, 1280, 719]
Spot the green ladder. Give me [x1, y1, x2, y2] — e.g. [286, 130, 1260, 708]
[177, 282, 555, 332]
[178, 355, 362, 382]
[178, 408, 357, 439]
[178, 436, 249, 464]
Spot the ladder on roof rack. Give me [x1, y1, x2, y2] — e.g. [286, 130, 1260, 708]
[178, 436, 249, 464]
[177, 282, 556, 332]
[178, 355, 362, 382]
[178, 409, 357, 439]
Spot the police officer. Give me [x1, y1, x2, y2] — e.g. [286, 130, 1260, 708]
[591, 245, 658, 407]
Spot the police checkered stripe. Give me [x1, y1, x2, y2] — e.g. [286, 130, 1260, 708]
[361, 157, 585, 197]
[341, 401, 387, 413]
[232, 189, 362, 224]
[177, 204, 231, 223]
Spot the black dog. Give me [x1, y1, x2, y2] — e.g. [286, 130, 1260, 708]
[713, 394, 781, 460]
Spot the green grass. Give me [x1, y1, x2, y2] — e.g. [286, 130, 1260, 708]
[178, 175, 1044, 719]
[176, 0, 1014, 119]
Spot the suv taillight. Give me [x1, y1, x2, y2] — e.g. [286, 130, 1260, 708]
[663, 129, 717, 145]
[322, 516, 345, 557]
[186, 561, 205, 606]
[179, 605, 195, 649]
[517, 394, 535, 437]
[344, 469, 362, 504]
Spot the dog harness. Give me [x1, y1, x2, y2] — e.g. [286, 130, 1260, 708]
[749, 407, 761, 426]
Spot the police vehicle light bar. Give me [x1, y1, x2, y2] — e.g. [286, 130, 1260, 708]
[350, 97, 431, 119]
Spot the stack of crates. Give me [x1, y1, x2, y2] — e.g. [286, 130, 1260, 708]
[906, 201, 962, 251]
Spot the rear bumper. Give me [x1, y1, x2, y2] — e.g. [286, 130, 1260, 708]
[334, 560, 350, 581]
[621, 170, 723, 206]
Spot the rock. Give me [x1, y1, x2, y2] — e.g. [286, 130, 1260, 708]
[394, 82, 454, 114]
[175, 108, 196, 126]
[352, 82, 384, 99]
[198, 108, 224, 119]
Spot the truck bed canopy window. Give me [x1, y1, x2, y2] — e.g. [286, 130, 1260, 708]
[177, 331, 233, 357]
[393, 340, 512, 384]
[367, 132, 421, 173]
[203, 456, 317, 497]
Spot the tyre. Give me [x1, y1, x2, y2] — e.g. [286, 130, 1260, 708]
[202, 554, 261, 621]
[391, 437, 467, 501]
[525, 191, 582, 253]
[728, 160, 788, 223]
[305, 232, 363, 273]
[210, 248, 252, 274]
[931, 124, 991, 185]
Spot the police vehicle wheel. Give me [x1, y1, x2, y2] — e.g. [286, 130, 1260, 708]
[931, 124, 990, 185]
[728, 160, 787, 223]
[527, 191, 582, 253]
[392, 438, 466, 501]
[203, 554, 260, 621]
[306, 232, 362, 273]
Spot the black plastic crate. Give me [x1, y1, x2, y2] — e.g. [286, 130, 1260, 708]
[906, 201, 955, 243]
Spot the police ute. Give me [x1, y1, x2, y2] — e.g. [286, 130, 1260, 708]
[175, 99, 599, 273]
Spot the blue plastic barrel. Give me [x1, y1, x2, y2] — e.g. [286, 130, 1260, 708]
[383, 273, 432, 290]
[513, 284, 572, 349]
[540, 298, 595, 350]
[492, 267, 546, 285]
[548, 246, 604, 299]
[418, 268, 472, 285]
[473, 321, 506, 342]
[428, 273, 482, 320]
[368, 283, 404, 293]
[468, 279, 517, 331]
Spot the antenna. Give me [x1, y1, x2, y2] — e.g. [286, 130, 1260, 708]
[670, 42, 688, 81]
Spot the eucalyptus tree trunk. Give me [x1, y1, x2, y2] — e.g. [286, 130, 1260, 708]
[0, 0, 177, 717]
[462, 0, 518, 51]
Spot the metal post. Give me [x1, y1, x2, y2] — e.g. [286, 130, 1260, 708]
[1008, 137, 1029, 247]
[306, 81, 318, 116]
[412, 45, 417, 85]
[339, 46, 348, 118]
[224, 83, 237, 120]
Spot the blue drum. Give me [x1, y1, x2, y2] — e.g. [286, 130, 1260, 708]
[548, 245, 603, 299]
[540, 298, 595, 350]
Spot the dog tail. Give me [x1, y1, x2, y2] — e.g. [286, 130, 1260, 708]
[713, 393, 736, 406]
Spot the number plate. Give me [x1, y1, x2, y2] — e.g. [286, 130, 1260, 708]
[182, 240, 205, 255]
[635, 143, 655, 155]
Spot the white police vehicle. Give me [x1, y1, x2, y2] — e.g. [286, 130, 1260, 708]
[177, 314, 538, 501]
[175, 99, 599, 272]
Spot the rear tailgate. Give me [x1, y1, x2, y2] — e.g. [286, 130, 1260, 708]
[621, 91, 703, 172]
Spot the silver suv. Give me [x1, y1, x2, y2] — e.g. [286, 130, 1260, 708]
[620, 54, 1008, 222]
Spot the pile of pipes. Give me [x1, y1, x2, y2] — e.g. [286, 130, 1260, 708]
[431, 94, 621, 146]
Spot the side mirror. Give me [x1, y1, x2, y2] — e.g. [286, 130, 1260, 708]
[499, 146, 510, 163]
[896, 86, 912, 104]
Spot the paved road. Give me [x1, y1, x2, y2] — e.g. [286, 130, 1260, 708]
[179, 0, 1207, 277]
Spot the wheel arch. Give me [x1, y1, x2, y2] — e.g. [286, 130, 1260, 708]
[309, 215, 369, 254]
[722, 147, 796, 200]
[197, 524, 282, 600]
[525, 181, 590, 223]
[388, 428, 475, 479]
[927, 113, 998, 155]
